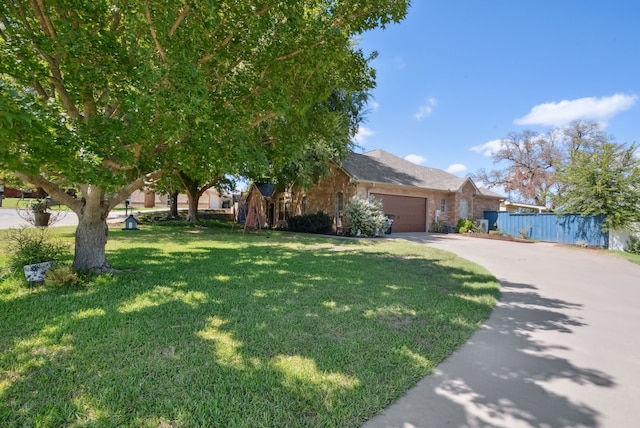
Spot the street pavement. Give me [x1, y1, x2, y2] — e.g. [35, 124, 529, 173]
[363, 233, 640, 428]
[0, 206, 130, 229]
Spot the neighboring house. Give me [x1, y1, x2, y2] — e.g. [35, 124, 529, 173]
[501, 201, 551, 213]
[0, 185, 48, 199]
[129, 188, 233, 210]
[247, 149, 504, 233]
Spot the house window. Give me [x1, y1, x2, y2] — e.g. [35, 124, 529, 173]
[278, 198, 291, 221]
[441, 199, 447, 213]
[336, 192, 344, 216]
[460, 200, 468, 219]
[278, 198, 285, 221]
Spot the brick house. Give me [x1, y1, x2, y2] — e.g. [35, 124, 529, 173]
[247, 149, 504, 233]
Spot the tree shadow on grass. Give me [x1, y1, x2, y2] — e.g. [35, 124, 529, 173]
[364, 280, 614, 428]
[0, 229, 502, 426]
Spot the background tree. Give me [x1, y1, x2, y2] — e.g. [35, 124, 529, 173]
[561, 120, 609, 154]
[472, 130, 562, 206]
[472, 121, 616, 209]
[0, 1, 409, 271]
[553, 140, 640, 231]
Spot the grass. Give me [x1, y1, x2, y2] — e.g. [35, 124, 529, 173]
[0, 197, 22, 209]
[0, 222, 500, 427]
[610, 250, 640, 266]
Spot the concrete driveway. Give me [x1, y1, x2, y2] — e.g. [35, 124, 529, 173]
[364, 233, 640, 428]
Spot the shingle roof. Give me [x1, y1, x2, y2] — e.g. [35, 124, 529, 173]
[477, 187, 504, 198]
[254, 183, 277, 198]
[339, 149, 503, 198]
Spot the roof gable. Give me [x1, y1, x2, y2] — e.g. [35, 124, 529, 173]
[253, 183, 277, 198]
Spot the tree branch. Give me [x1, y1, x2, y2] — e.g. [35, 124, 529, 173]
[29, 0, 57, 38]
[169, 5, 190, 38]
[276, 39, 324, 61]
[251, 112, 277, 127]
[196, 3, 277, 67]
[145, 5, 168, 63]
[32, 80, 50, 99]
[106, 169, 164, 210]
[108, 10, 121, 34]
[13, 171, 82, 213]
[198, 33, 234, 66]
[45, 54, 82, 119]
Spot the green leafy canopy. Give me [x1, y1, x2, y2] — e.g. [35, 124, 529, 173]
[0, 1, 410, 270]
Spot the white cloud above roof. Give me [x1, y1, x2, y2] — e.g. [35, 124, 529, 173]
[415, 98, 437, 121]
[514, 93, 637, 127]
[353, 126, 374, 145]
[404, 154, 427, 164]
[445, 163, 467, 174]
[469, 139, 505, 157]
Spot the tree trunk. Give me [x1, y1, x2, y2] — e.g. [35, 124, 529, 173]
[14, 170, 164, 274]
[186, 191, 200, 223]
[73, 212, 111, 272]
[169, 190, 179, 218]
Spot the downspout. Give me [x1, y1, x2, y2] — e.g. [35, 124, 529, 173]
[367, 182, 375, 198]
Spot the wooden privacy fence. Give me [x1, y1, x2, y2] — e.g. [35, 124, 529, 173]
[483, 211, 609, 248]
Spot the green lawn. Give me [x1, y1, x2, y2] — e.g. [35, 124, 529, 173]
[611, 250, 640, 266]
[0, 197, 22, 209]
[0, 222, 500, 427]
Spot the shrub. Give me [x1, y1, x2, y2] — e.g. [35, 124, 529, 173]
[430, 219, 447, 233]
[344, 196, 387, 237]
[625, 235, 640, 254]
[456, 218, 478, 234]
[287, 212, 333, 234]
[6, 227, 69, 275]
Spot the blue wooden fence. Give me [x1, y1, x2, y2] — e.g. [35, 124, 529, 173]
[483, 211, 609, 247]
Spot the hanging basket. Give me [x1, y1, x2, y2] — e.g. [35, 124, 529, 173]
[34, 212, 51, 227]
[23, 261, 54, 282]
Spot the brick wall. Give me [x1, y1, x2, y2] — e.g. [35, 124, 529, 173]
[473, 196, 502, 219]
[293, 165, 355, 216]
[280, 167, 503, 233]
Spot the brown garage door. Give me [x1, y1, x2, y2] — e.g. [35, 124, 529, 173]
[372, 194, 427, 232]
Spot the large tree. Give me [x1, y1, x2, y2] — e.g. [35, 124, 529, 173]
[472, 121, 617, 208]
[553, 140, 640, 231]
[472, 130, 562, 206]
[0, 1, 409, 271]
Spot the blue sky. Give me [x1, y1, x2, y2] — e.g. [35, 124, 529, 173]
[355, 1, 639, 178]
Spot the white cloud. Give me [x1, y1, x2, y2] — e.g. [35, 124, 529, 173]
[469, 139, 505, 157]
[445, 163, 468, 174]
[404, 154, 427, 164]
[369, 101, 380, 111]
[514, 93, 637, 127]
[415, 98, 437, 121]
[352, 126, 374, 145]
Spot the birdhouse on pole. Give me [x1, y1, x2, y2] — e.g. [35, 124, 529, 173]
[123, 215, 139, 230]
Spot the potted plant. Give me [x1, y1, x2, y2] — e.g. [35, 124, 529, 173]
[31, 199, 51, 227]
